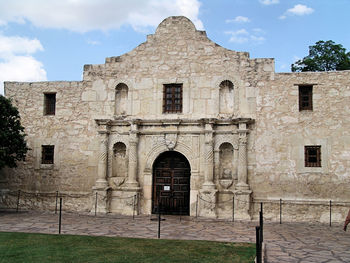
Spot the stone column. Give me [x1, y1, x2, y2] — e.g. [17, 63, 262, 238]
[200, 121, 217, 218]
[202, 123, 216, 190]
[236, 124, 249, 190]
[234, 120, 252, 220]
[95, 131, 109, 188]
[92, 120, 110, 214]
[126, 121, 140, 189]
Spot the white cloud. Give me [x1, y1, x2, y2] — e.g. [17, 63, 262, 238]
[226, 16, 250, 23]
[280, 4, 314, 19]
[259, 0, 279, 5]
[0, 0, 204, 33]
[225, 29, 265, 44]
[0, 34, 46, 95]
[0, 35, 43, 57]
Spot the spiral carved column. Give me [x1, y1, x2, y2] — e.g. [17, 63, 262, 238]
[202, 123, 216, 190]
[95, 131, 109, 189]
[93, 121, 110, 214]
[126, 121, 140, 189]
[126, 133, 139, 189]
[200, 121, 217, 218]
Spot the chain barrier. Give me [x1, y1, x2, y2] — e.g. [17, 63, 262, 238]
[198, 194, 233, 204]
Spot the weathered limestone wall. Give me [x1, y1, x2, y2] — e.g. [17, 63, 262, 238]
[82, 16, 274, 120]
[2, 16, 349, 222]
[253, 71, 350, 213]
[2, 81, 99, 211]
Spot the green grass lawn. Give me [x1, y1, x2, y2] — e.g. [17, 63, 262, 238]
[0, 232, 255, 263]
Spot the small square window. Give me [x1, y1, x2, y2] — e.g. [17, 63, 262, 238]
[42, 145, 54, 164]
[44, 93, 56, 115]
[305, 146, 321, 167]
[299, 86, 313, 111]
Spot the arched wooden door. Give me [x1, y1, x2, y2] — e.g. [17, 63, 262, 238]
[152, 151, 191, 215]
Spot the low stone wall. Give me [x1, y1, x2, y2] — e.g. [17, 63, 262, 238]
[0, 190, 92, 213]
[251, 199, 350, 223]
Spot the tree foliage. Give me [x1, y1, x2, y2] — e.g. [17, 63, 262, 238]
[291, 40, 350, 72]
[0, 95, 29, 169]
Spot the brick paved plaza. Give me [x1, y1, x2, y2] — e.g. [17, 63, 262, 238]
[0, 211, 349, 262]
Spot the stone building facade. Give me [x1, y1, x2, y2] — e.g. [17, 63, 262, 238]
[2, 16, 350, 222]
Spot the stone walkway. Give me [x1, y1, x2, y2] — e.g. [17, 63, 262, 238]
[0, 210, 350, 262]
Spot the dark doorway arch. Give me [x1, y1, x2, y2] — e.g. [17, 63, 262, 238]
[152, 151, 191, 215]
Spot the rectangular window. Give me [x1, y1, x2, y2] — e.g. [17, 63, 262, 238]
[299, 85, 313, 111]
[44, 93, 56, 115]
[305, 146, 321, 167]
[42, 145, 54, 164]
[163, 84, 182, 113]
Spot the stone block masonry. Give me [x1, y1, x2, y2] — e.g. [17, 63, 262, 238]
[2, 16, 350, 222]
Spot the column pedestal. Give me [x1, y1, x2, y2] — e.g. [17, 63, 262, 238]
[92, 188, 109, 214]
[110, 189, 140, 216]
[234, 189, 252, 220]
[198, 189, 217, 218]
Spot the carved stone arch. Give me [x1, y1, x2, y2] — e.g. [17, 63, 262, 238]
[109, 135, 129, 150]
[144, 141, 195, 173]
[109, 79, 133, 91]
[214, 75, 240, 89]
[214, 135, 237, 151]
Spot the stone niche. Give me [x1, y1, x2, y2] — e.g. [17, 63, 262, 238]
[110, 142, 128, 188]
[115, 83, 128, 116]
[219, 80, 234, 114]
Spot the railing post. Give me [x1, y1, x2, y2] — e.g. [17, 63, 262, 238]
[133, 195, 136, 220]
[232, 196, 235, 222]
[158, 201, 161, 239]
[179, 203, 182, 222]
[55, 191, 59, 214]
[196, 194, 198, 218]
[16, 190, 21, 213]
[259, 210, 263, 243]
[279, 198, 282, 224]
[59, 198, 62, 234]
[256, 226, 261, 263]
[329, 200, 332, 227]
[95, 192, 97, 216]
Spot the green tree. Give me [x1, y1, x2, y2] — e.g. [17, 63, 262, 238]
[291, 40, 350, 72]
[0, 95, 29, 169]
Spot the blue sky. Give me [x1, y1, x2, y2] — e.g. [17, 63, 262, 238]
[1, 0, 349, 95]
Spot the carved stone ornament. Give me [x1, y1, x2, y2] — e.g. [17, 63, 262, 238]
[164, 133, 178, 150]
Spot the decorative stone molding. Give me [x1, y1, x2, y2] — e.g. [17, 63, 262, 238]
[144, 139, 195, 173]
[164, 133, 178, 150]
